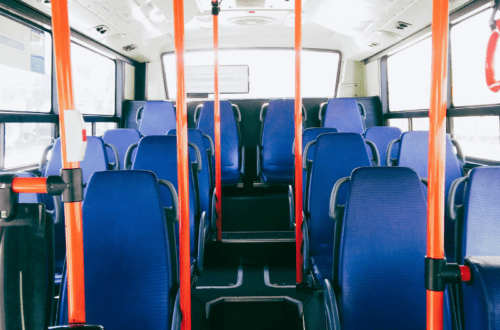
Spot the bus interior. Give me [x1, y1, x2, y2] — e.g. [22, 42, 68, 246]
[0, 0, 500, 329]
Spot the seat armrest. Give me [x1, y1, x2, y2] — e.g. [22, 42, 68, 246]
[240, 146, 245, 177]
[256, 145, 262, 178]
[171, 291, 181, 330]
[288, 185, 294, 230]
[303, 218, 310, 277]
[323, 279, 341, 330]
[196, 211, 206, 275]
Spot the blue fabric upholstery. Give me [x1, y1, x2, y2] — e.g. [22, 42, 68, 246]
[462, 256, 500, 330]
[132, 135, 199, 258]
[308, 133, 371, 264]
[322, 98, 364, 133]
[43, 137, 110, 280]
[363, 126, 401, 166]
[58, 171, 176, 330]
[260, 99, 296, 184]
[311, 255, 332, 285]
[335, 167, 450, 329]
[460, 167, 500, 263]
[397, 131, 464, 260]
[139, 101, 176, 136]
[102, 129, 141, 169]
[197, 100, 241, 184]
[301, 128, 338, 212]
[168, 129, 212, 231]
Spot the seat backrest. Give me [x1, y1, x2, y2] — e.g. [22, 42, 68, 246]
[139, 101, 176, 136]
[103, 129, 141, 169]
[58, 170, 176, 330]
[168, 129, 211, 218]
[460, 167, 500, 261]
[132, 135, 198, 256]
[197, 100, 240, 174]
[307, 133, 371, 257]
[322, 98, 364, 133]
[462, 256, 500, 330]
[397, 131, 464, 259]
[261, 99, 296, 173]
[337, 167, 428, 329]
[44, 137, 109, 183]
[364, 126, 402, 166]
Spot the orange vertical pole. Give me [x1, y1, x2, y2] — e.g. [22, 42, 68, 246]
[213, 4, 222, 242]
[427, 0, 449, 329]
[294, 0, 303, 284]
[172, 0, 191, 328]
[50, 0, 86, 324]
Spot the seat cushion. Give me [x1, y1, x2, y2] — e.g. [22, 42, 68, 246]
[222, 168, 242, 184]
[261, 168, 294, 184]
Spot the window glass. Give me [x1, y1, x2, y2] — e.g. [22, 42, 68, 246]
[412, 117, 430, 131]
[162, 49, 340, 99]
[388, 118, 409, 132]
[388, 37, 432, 111]
[0, 15, 52, 112]
[5, 123, 54, 168]
[85, 122, 93, 136]
[453, 116, 500, 161]
[72, 43, 116, 115]
[95, 122, 117, 136]
[451, 10, 500, 107]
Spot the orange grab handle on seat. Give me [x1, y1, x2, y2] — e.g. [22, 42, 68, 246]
[486, 20, 500, 92]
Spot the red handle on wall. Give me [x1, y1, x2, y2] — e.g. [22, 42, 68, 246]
[486, 20, 500, 92]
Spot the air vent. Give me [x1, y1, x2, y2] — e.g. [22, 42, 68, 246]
[91, 25, 110, 35]
[123, 44, 138, 52]
[365, 41, 381, 48]
[228, 16, 275, 26]
[36, 0, 51, 5]
[393, 21, 412, 31]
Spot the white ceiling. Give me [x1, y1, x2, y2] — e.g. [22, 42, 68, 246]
[20, 0, 473, 62]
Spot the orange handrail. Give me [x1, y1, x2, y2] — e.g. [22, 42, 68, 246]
[12, 177, 47, 194]
[294, 0, 304, 284]
[51, 0, 86, 324]
[213, 2, 222, 242]
[172, 0, 191, 328]
[427, 0, 449, 329]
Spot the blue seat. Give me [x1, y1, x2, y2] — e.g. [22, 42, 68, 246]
[103, 128, 141, 169]
[58, 170, 180, 329]
[43, 137, 114, 283]
[138, 101, 176, 136]
[363, 126, 402, 166]
[131, 135, 205, 273]
[448, 166, 500, 264]
[323, 167, 451, 330]
[462, 256, 500, 330]
[390, 131, 464, 260]
[258, 99, 301, 184]
[196, 100, 243, 185]
[168, 129, 214, 235]
[303, 133, 372, 283]
[319, 98, 365, 133]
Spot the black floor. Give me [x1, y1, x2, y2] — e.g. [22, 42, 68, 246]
[191, 242, 327, 329]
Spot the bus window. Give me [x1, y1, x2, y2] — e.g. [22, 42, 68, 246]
[412, 117, 430, 131]
[387, 37, 432, 111]
[0, 14, 52, 112]
[71, 42, 116, 115]
[95, 122, 118, 136]
[4, 123, 54, 169]
[388, 118, 409, 132]
[451, 10, 500, 107]
[162, 49, 341, 99]
[453, 116, 500, 161]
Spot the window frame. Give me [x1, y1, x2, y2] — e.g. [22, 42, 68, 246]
[0, 5, 135, 170]
[160, 48, 343, 100]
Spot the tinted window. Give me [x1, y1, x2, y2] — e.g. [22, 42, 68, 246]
[0, 15, 52, 112]
[5, 123, 54, 168]
[453, 116, 500, 161]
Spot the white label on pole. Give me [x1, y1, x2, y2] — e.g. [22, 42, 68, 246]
[63, 109, 87, 162]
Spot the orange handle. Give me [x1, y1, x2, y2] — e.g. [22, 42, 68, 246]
[12, 177, 47, 194]
[486, 20, 500, 92]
